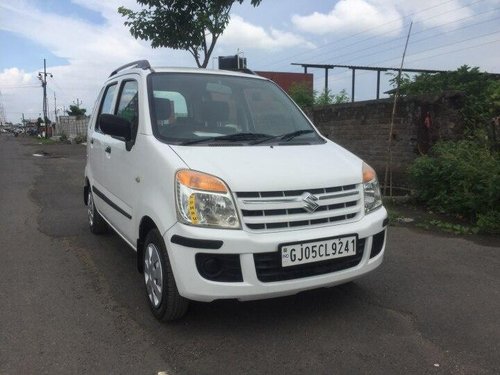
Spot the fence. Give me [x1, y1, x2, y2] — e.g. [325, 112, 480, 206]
[55, 116, 89, 138]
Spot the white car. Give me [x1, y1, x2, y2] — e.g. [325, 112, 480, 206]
[84, 60, 388, 321]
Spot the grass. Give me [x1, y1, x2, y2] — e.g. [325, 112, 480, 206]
[35, 137, 57, 145]
[384, 198, 483, 235]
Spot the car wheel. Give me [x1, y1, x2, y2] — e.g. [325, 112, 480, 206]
[87, 189, 108, 234]
[143, 228, 189, 321]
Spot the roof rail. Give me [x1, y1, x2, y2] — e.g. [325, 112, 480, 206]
[238, 68, 256, 75]
[109, 60, 153, 77]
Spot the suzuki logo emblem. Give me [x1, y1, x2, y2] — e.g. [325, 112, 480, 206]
[302, 193, 319, 213]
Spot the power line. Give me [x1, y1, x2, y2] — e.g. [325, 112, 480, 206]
[313, 9, 499, 65]
[322, 20, 500, 70]
[0, 85, 40, 89]
[315, 37, 500, 99]
[405, 38, 500, 65]
[356, 30, 500, 69]
[254, 0, 487, 70]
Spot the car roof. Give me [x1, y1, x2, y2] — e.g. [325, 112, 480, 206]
[108, 65, 267, 82]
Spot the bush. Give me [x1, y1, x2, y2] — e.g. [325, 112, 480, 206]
[409, 140, 500, 223]
[73, 135, 87, 144]
[59, 132, 68, 142]
[477, 211, 500, 234]
[289, 82, 314, 109]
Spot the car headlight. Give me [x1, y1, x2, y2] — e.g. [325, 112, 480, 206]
[175, 170, 240, 229]
[363, 162, 382, 214]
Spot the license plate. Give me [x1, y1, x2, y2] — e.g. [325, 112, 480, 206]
[281, 236, 357, 268]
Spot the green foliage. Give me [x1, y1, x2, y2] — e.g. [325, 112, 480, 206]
[476, 211, 500, 234]
[118, 0, 262, 68]
[409, 140, 500, 226]
[314, 89, 350, 107]
[288, 85, 351, 110]
[427, 219, 478, 235]
[331, 89, 350, 104]
[73, 134, 87, 144]
[59, 132, 68, 142]
[314, 89, 333, 106]
[288, 82, 314, 109]
[66, 104, 87, 118]
[392, 65, 500, 133]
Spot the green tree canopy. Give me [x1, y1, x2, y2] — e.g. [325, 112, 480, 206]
[118, 0, 262, 68]
[66, 104, 87, 118]
[315, 89, 350, 106]
[288, 82, 314, 109]
[288, 83, 350, 110]
[390, 65, 500, 131]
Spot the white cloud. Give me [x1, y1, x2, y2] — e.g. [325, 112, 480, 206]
[0, 0, 496, 122]
[396, 0, 474, 30]
[0, 0, 191, 122]
[220, 15, 315, 50]
[292, 0, 474, 36]
[292, 0, 403, 36]
[0, 68, 34, 86]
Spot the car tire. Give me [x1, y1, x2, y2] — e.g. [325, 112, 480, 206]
[143, 228, 189, 321]
[87, 189, 108, 234]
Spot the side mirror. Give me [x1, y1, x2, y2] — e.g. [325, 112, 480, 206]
[98, 114, 132, 141]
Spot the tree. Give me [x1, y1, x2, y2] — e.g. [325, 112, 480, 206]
[315, 89, 350, 106]
[389, 65, 500, 132]
[288, 82, 314, 109]
[118, 0, 262, 68]
[289, 84, 351, 110]
[66, 104, 87, 118]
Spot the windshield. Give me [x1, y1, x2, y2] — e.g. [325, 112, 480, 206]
[148, 72, 324, 146]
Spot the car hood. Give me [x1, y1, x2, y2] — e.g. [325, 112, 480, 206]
[169, 141, 363, 192]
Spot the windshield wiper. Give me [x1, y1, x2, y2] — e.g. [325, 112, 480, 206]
[251, 129, 315, 145]
[180, 132, 272, 145]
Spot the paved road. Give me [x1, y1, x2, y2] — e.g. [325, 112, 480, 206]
[0, 134, 499, 375]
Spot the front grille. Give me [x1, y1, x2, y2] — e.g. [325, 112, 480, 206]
[254, 238, 366, 282]
[236, 184, 363, 231]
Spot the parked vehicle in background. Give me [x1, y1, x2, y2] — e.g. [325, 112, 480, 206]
[84, 60, 388, 321]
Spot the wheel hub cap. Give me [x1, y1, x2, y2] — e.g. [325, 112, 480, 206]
[144, 243, 163, 308]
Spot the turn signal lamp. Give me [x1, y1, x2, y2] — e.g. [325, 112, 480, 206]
[175, 170, 240, 229]
[176, 170, 227, 193]
[362, 162, 382, 213]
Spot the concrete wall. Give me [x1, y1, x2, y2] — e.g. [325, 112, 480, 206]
[55, 116, 89, 138]
[309, 92, 465, 187]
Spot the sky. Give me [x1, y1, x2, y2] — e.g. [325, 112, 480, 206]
[0, 0, 499, 123]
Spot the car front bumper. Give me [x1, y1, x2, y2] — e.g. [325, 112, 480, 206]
[163, 207, 388, 302]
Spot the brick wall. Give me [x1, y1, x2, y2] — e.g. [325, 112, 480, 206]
[310, 92, 465, 187]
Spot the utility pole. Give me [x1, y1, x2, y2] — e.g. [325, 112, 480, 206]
[54, 93, 57, 124]
[37, 59, 53, 139]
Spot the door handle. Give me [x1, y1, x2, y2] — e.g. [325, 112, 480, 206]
[105, 146, 111, 153]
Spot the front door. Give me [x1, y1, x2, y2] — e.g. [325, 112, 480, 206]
[98, 78, 141, 244]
